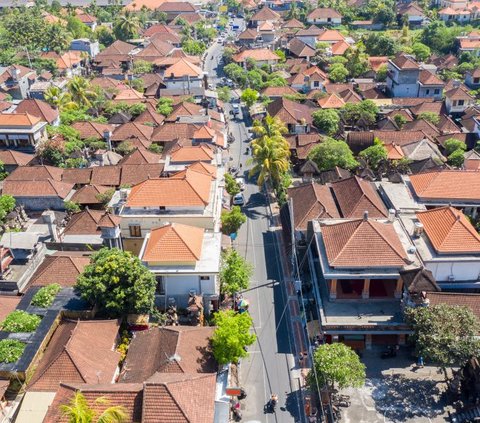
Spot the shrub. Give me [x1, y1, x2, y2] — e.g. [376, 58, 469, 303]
[0, 310, 41, 333]
[0, 339, 25, 363]
[31, 284, 62, 308]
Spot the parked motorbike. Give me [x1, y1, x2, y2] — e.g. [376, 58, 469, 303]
[238, 388, 247, 400]
[381, 345, 398, 359]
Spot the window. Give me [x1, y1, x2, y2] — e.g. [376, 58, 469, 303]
[434, 89, 440, 95]
[327, 17, 331, 22]
[159, 206, 166, 211]
[129, 224, 141, 237]
[200, 276, 210, 280]
[425, 89, 430, 95]
[313, 81, 319, 87]
[156, 276, 165, 294]
[459, 99, 465, 106]
[474, 77, 480, 84]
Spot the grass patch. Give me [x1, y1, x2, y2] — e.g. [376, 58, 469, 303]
[0, 339, 25, 363]
[31, 284, 62, 308]
[1, 310, 41, 333]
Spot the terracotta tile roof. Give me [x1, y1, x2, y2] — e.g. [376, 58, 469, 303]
[416, 206, 480, 254]
[61, 168, 93, 185]
[289, 39, 315, 58]
[165, 58, 202, 78]
[115, 88, 145, 101]
[27, 252, 91, 288]
[97, 40, 135, 56]
[372, 130, 428, 146]
[251, 6, 281, 21]
[321, 218, 409, 268]
[157, 1, 196, 12]
[368, 56, 388, 71]
[44, 383, 143, 423]
[72, 121, 113, 140]
[261, 85, 298, 97]
[15, 99, 59, 124]
[325, 82, 355, 94]
[385, 143, 405, 160]
[233, 48, 281, 63]
[3, 179, 73, 199]
[63, 209, 107, 235]
[391, 53, 420, 70]
[111, 122, 153, 142]
[426, 292, 480, 321]
[76, 12, 96, 23]
[239, 28, 258, 40]
[316, 29, 346, 43]
[331, 40, 350, 55]
[418, 70, 444, 86]
[318, 93, 345, 109]
[152, 122, 199, 142]
[267, 97, 313, 125]
[296, 25, 323, 36]
[165, 102, 203, 122]
[403, 119, 440, 137]
[286, 134, 321, 159]
[0, 150, 33, 166]
[288, 182, 340, 230]
[90, 166, 121, 186]
[142, 373, 216, 423]
[170, 144, 214, 162]
[282, 18, 305, 28]
[126, 169, 212, 207]
[28, 319, 120, 392]
[143, 23, 180, 38]
[193, 125, 215, 140]
[70, 184, 111, 205]
[187, 161, 217, 178]
[121, 326, 216, 383]
[331, 176, 388, 218]
[119, 148, 161, 165]
[339, 88, 362, 103]
[308, 7, 342, 19]
[143, 223, 204, 262]
[445, 86, 474, 100]
[90, 76, 126, 90]
[0, 112, 41, 127]
[135, 107, 165, 126]
[7, 165, 62, 181]
[120, 163, 164, 186]
[0, 65, 34, 85]
[0, 295, 21, 322]
[258, 21, 275, 31]
[409, 170, 480, 202]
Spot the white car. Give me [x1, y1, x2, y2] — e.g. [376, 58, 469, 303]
[232, 193, 245, 206]
[235, 177, 246, 191]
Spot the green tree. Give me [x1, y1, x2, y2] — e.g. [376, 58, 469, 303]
[308, 343, 365, 391]
[363, 33, 397, 56]
[344, 45, 369, 78]
[411, 42, 431, 62]
[417, 112, 440, 125]
[376, 64, 388, 82]
[308, 137, 358, 171]
[312, 109, 340, 136]
[421, 21, 467, 54]
[132, 60, 153, 74]
[341, 100, 379, 128]
[2, 8, 49, 50]
[182, 39, 206, 55]
[225, 173, 240, 196]
[405, 304, 480, 368]
[156, 97, 174, 116]
[220, 249, 253, 295]
[0, 195, 16, 218]
[44, 86, 77, 111]
[47, 23, 72, 52]
[393, 114, 407, 129]
[448, 149, 465, 168]
[113, 10, 140, 41]
[76, 248, 156, 316]
[212, 310, 256, 364]
[67, 76, 97, 109]
[241, 88, 259, 107]
[64, 200, 81, 213]
[221, 206, 247, 235]
[249, 115, 290, 186]
[67, 15, 91, 38]
[328, 63, 349, 83]
[60, 391, 128, 423]
[444, 138, 466, 156]
[359, 138, 388, 170]
[217, 86, 231, 103]
[95, 25, 116, 47]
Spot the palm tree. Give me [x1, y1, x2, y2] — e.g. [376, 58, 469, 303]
[67, 76, 97, 108]
[60, 391, 128, 423]
[114, 11, 140, 41]
[44, 86, 77, 111]
[249, 115, 290, 187]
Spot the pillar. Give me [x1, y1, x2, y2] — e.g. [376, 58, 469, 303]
[365, 334, 372, 350]
[329, 279, 337, 301]
[394, 277, 403, 299]
[362, 279, 370, 299]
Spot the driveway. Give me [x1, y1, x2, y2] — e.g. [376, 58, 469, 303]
[339, 348, 451, 423]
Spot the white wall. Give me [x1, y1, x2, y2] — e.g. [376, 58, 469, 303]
[425, 260, 480, 282]
[165, 274, 217, 296]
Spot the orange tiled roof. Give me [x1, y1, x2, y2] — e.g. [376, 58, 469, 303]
[143, 223, 204, 262]
[0, 112, 41, 127]
[318, 93, 345, 109]
[409, 170, 480, 202]
[416, 206, 480, 254]
[170, 144, 214, 162]
[233, 48, 280, 63]
[321, 218, 409, 268]
[164, 58, 202, 78]
[385, 143, 405, 160]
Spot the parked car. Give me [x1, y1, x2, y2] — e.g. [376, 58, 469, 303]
[232, 193, 245, 206]
[235, 177, 246, 191]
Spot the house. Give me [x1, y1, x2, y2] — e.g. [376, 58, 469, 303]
[162, 59, 204, 91]
[307, 213, 417, 349]
[41, 51, 83, 76]
[121, 325, 216, 382]
[76, 11, 97, 30]
[400, 206, 480, 288]
[138, 223, 221, 306]
[238, 28, 258, 46]
[0, 150, 33, 172]
[266, 97, 314, 134]
[70, 38, 100, 57]
[288, 38, 316, 60]
[43, 373, 218, 423]
[0, 113, 47, 150]
[397, 2, 427, 25]
[15, 98, 60, 126]
[111, 167, 223, 254]
[307, 8, 342, 25]
[0, 65, 36, 100]
[232, 48, 281, 67]
[465, 68, 480, 88]
[445, 85, 475, 114]
[318, 93, 345, 109]
[465, 149, 480, 170]
[156, 1, 197, 21]
[249, 6, 281, 27]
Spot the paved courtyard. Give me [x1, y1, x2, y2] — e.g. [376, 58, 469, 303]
[339, 348, 452, 423]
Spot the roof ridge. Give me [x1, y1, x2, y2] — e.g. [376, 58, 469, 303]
[366, 220, 408, 262]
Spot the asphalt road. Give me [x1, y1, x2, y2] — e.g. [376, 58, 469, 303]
[204, 38, 301, 423]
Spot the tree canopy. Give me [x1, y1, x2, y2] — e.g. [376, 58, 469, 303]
[359, 138, 388, 170]
[76, 248, 156, 316]
[312, 109, 340, 136]
[308, 343, 366, 390]
[221, 206, 247, 235]
[220, 249, 253, 295]
[308, 137, 358, 171]
[405, 304, 480, 368]
[212, 310, 256, 364]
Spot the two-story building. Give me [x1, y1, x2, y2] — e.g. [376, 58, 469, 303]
[306, 8, 342, 25]
[0, 113, 48, 150]
[266, 97, 314, 134]
[162, 59, 204, 92]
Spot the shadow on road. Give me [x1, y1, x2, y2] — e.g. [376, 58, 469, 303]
[284, 388, 303, 421]
[243, 192, 268, 220]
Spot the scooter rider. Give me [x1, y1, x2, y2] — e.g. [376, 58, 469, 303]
[270, 394, 278, 411]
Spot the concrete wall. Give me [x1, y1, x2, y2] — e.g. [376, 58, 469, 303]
[14, 196, 66, 211]
[425, 259, 480, 283]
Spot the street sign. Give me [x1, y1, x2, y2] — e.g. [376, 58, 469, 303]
[226, 387, 242, 396]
